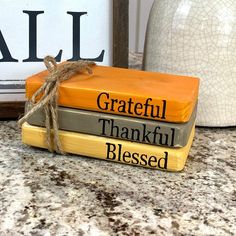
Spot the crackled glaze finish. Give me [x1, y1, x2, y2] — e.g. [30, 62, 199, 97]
[143, 0, 236, 127]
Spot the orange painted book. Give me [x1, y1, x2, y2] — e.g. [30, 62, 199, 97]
[26, 65, 199, 123]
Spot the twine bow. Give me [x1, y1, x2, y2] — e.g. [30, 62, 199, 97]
[18, 56, 96, 154]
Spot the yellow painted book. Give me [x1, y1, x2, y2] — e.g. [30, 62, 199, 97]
[26, 65, 199, 123]
[22, 123, 195, 172]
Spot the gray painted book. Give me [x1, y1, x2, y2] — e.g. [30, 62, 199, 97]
[26, 104, 196, 148]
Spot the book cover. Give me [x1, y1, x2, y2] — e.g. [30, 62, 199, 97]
[22, 123, 195, 172]
[27, 103, 196, 148]
[26, 65, 199, 123]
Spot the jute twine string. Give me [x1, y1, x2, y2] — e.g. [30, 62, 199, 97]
[18, 56, 96, 154]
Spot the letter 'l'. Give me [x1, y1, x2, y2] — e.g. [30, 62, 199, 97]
[67, 11, 105, 62]
[23, 11, 63, 62]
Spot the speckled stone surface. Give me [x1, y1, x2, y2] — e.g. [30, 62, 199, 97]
[0, 55, 235, 236]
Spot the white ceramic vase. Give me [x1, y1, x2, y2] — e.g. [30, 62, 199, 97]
[143, 0, 236, 127]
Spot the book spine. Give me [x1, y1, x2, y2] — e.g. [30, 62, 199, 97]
[27, 105, 196, 147]
[22, 123, 195, 172]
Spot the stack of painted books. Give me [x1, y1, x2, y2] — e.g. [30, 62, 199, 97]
[22, 65, 199, 171]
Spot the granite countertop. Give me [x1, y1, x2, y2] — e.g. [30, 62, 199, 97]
[0, 55, 235, 236]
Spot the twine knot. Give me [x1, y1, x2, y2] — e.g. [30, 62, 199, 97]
[18, 56, 96, 154]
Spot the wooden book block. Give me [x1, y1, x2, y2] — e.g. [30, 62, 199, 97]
[27, 103, 197, 148]
[22, 123, 195, 172]
[26, 65, 199, 123]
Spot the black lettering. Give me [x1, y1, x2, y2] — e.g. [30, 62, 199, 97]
[131, 153, 139, 165]
[0, 31, 18, 62]
[118, 100, 126, 113]
[148, 156, 158, 168]
[110, 99, 118, 112]
[67, 11, 105, 62]
[131, 128, 140, 141]
[159, 134, 169, 146]
[118, 144, 122, 162]
[110, 119, 119, 138]
[170, 128, 175, 147]
[142, 124, 151, 143]
[120, 127, 129, 139]
[23, 11, 63, 62]
[123, 151, 131, 163]
[144, 98, 152, 117]
[97, 92, 109, 110]
[161, 100, 167, 119]
[106, 143, 116, 160]
[158, 152, 168, 169]
[150, 105, 160, 118]
[127, 98, 134, 115]
[98, 118, 110, 135]
[152, 126, 161, 144]
[140, 154, 148, 166]
[134, 103, 143, 115]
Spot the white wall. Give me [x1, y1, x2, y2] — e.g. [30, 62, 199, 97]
[129, 0, 154, 53]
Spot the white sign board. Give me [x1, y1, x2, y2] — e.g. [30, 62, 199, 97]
[0, 0, 113, 101]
